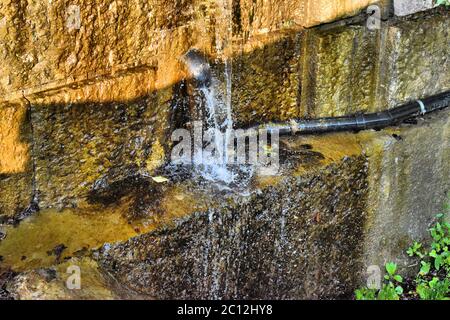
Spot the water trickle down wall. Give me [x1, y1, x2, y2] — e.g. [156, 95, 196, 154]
[183, 0, 237, 183]
[0, 1, 449, 299]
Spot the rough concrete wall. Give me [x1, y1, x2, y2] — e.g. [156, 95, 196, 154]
[363, 109, 450, 275]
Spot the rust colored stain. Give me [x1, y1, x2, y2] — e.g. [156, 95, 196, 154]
[0, 101, 29, 174]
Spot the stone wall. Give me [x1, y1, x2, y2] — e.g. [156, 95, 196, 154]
[363, 109, 450, 275]
[93, 136, 370, 299]
[231, 7, 449, 124]
[300, 8, 450, 117]
[0, 0, 449, 299]
[0, 0, 387, 101]
[89, 108, 450, 299]
[0, 0, 448, 220]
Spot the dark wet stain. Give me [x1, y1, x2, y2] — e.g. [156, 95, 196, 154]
[0, 269, 17, 300]
[279, 140, 325, 168]
[403, 118, 418, 125]
[88, 175, 165, 221]
[300, 144, 314, 150]
[47, 244, 68, 263]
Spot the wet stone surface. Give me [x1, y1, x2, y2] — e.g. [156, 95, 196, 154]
[1, 107, 448, 300]
[31, 90, 177, 210]
[91, 137, 369, 299]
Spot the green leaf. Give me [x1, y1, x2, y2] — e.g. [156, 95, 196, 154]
[420, 262, 431, 275]
[435, 256, 443, 270]
[386, 262, 397, 276]
[395, 286, 404, 295]
[394, 275, 403, 283]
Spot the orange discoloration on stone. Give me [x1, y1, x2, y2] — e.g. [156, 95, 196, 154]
[0, 100, 29, 174]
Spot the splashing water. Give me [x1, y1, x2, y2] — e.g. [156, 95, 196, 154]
[181, 0, 256, 187]
[195, 72, 236, 184]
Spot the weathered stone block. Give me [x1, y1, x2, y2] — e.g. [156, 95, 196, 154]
[362, 108, 450, 276]
[393, 0, 435, 16]
[0, 0, 213, 100]
[235, 0, 305, 36]
[304, 0, 386, 27]
[235, 0, 386, 35]
[0, 0, 393, 103]
[300, 8, 449, 118]
[301, 24, 381, 117]
[29, 82, 181, 209]
[380, 8, 450, 108]
[230, 30, 302, 126]
[92, 135, 369, 299]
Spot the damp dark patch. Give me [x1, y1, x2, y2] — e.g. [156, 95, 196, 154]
[47, 244, 68, 263]
[278, 141, 325, 168]
[300, 144, 314, 150]
[232, 0, 242, 35]
[0, 199, 39, 226]
[170, 80, 191, 132]
[403, 118, 418, 125]
[0, 269, 17, 300]
[88, 175, 166, 221]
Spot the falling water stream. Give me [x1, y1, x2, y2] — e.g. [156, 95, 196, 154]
[184, 0, 252, 187]
[195, 68, 235, 184]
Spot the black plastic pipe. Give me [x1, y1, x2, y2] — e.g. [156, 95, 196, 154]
[261, 91, 450, 135]
[181, 50, 450, 136]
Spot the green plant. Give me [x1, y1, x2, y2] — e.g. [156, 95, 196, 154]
[407, 241, 424, 259]
[355, 287, 377, 300]
[416, 277, 450, 300]
[355, 263, 404, 300]
[436, 0, 450, 7]
[355, 196, 450, 300]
